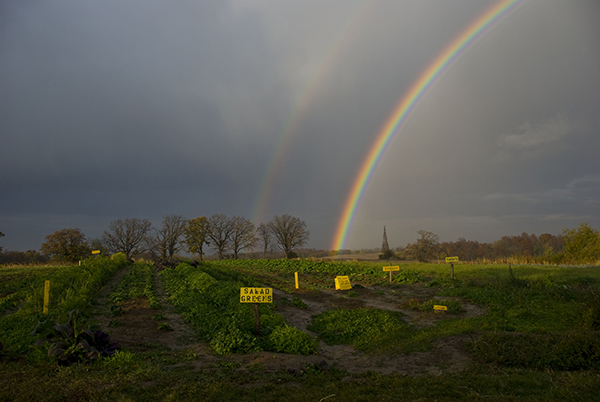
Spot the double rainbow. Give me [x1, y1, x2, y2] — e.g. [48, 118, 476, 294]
[331, 0, 524, 251]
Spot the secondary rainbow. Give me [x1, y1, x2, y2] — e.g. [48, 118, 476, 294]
[331, 0, 524, 251]
[250, 1, 375, 224]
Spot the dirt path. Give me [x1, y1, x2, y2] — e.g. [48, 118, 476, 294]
[93, 267, 485, 376]
[93, 266, 210, 355]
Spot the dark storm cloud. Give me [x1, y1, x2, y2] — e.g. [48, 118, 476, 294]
[1, 0, 599, 251]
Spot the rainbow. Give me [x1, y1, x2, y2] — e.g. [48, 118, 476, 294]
[251, 1, 375, 224]
[331, 0, 524, 251]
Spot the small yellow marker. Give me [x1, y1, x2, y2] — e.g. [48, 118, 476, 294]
[433, 305, 448, 311]
[335, 276, 352, 290]
[294, 272, 299, 289]
[43, 280, 50, 314]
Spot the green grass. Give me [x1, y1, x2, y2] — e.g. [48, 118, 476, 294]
[1, 356, 599, 401]
[309, 308, 411, 351]
[0, 256, 129, 354]
[2, 260, 600, 401]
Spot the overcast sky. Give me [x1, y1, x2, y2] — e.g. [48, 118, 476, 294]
[1, 0, 599, 252]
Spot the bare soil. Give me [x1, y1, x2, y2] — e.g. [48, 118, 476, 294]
[94, 268, 486, 376]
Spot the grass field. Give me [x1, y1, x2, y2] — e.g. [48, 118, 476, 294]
[1, 258, 599, 401]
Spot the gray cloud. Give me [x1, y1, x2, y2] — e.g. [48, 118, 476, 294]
[1, 0, 599, 251]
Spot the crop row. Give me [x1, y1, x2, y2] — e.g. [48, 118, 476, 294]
[0, 254, 130, 354]
[161, 262, 318, 355]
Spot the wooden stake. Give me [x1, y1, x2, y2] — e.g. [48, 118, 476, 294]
[43, 280, 50, 314]
[253, 303, 260, 335]
[450, 262, 454, 280]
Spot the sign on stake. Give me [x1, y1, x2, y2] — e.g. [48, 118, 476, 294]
[240, 287, 272, 335]
[383, 265, 399, 284]
[445, 256, 459, 279]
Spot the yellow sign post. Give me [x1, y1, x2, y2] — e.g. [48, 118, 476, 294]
[294, 272, 299, 289]
[445, 256, 459, 279]
[383, 265, 400, 284]
[43, 280, 50, 314]
[240, 288, 273, 335]
[240, 287, 273, 303]
[335, 276, 352, 290]
[433, 305, 448, 312]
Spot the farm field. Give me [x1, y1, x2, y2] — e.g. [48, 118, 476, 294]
[1, 258, 600, 401]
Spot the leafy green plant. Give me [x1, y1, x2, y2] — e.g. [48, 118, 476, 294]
[393, 270, 426, 284]
[158, 323, 173, 331]
[267, 325, 318, 355]
[290, 297, 308, 309]
[210, 324, 260, 355]
[36, 309, 119, 366]
[309, 308, 409, 350]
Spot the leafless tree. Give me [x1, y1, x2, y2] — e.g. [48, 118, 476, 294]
[268, 214, 309, 259]
[153, 214, 187, 259]
[206, 214, 235, 259]
[229, 216, 256, 259]
[102, 218, 152, 259]
[257, 223, 272, 258]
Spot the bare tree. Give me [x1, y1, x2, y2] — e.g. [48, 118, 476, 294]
[40, 228, 90, 262]
[184, 216, 210, 261]
[257, 223, 272, 258]
[102, 218, 152, 259]
[206, 214, 235, 259]
[0, 231, 4, 253]
[153, 214, 187, 259]
[229, 216, 256, 259]
[268, 214, 309, 259]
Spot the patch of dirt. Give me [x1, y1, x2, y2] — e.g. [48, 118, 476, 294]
[263, 285, 485, 375]
[93, 268, 485, 376]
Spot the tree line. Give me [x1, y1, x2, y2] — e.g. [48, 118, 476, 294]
[379, 223, 600, 264]
[0, 214, 309, 264]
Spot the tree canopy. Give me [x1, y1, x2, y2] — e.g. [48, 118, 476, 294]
[184, 216, 210, 260]
[40, 228, 90, 262]
[563, 222, 600, 263]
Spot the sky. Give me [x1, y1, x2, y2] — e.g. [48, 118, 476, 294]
[1, 0, 599, 252]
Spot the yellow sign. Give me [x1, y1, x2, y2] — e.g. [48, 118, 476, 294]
[383, 265, 400, 272]
[240, 287, 273, 303]
[335, 276, 352, 290]
[92, 250, 101, 254]
[433, 305, 448, 311]
[43, 280, 50, 314]
[445, 256, 459, 263]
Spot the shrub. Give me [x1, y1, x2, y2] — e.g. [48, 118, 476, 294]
[268, 325, 318, 355]
[210, 324, 260, 355]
